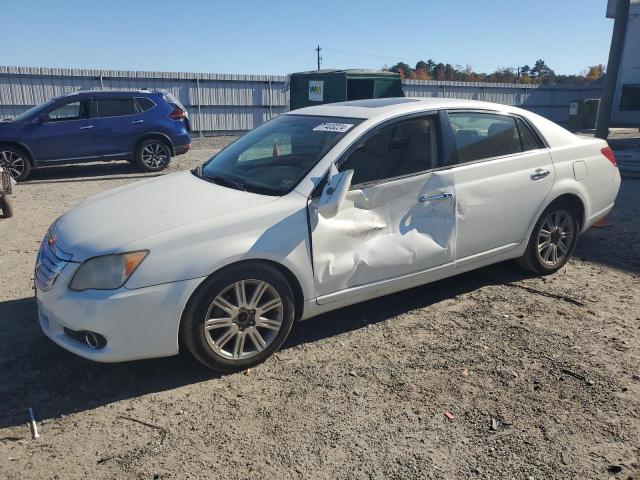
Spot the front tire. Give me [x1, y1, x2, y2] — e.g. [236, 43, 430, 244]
[181, 262, 295, 372]
[134, 139, 171, 172]
[517, 204, 578, 275]
[0, 147, 31, 181]
[0, 195, 13, 218]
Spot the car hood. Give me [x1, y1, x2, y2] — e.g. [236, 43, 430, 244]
[52, 170, 278, 261]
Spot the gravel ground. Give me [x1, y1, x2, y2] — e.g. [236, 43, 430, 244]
[0, 138, 639, 480]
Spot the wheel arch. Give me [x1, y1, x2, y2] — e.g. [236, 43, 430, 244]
[546, 193, 586, 230]
[0, 141, 35, 167]
[133, 132, 175, 156]
[181, 258, 306, 332]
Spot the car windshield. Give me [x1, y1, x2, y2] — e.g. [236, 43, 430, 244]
[198, 115, 363, 195]
[13, 98, 57, 122]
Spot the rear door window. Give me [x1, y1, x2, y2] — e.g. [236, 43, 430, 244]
[94, 98, 136, 118]
[449, 112, 521, 163]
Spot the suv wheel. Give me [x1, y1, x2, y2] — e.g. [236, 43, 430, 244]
[0, 148, 31, 181]
[135, 139, 171, 172]
[181, 262, 295, 372]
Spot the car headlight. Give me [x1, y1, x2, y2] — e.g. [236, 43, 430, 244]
[69, 251, 148, 291]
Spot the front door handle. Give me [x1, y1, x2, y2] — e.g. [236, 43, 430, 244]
[419, 192, 454, 203]
[130, 120, 144, 124]
[79, 125, 94, 130]
[530, 168, 550, 180]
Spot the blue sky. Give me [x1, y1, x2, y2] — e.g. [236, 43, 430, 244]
[0, 0, 613, 75]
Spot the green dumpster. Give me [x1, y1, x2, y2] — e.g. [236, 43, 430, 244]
[288, 69, 404, 110]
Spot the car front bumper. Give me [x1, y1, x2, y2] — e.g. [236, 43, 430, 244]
[36, 263, 204, 362]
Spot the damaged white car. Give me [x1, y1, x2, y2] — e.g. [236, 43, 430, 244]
[36, 98, 621, 371]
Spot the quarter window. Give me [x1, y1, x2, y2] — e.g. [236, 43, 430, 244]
[449, 112, 522, 163]
[46, 100, 91, 121]
[94, 98, 136, 118]
[339, 116, 438, 186]
[135, 97, 156, 112]
[517, 118, 542, 151]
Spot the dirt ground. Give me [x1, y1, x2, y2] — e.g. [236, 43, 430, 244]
[0, 138, 639, 480]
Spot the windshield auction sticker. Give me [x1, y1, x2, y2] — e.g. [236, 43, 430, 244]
[313, 122, 354, 133]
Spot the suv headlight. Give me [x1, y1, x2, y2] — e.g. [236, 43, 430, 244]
[69, 251, 148, 291]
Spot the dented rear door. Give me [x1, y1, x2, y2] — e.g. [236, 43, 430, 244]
[309, 169, 456, 300]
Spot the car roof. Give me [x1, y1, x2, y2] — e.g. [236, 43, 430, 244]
[58, 89, 158, 99]
[286, 97, 522, 120]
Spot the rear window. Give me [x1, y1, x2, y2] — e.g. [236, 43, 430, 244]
[94, 98, 136, 118]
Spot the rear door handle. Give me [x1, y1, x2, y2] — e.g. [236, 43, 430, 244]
[419, 192, 454, 203]
[79, 125, 94, 130]
[130, 120, 144, 124]
[530, 168, 550, 180]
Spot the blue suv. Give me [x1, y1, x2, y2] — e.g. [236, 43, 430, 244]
[0, 90, 191, 180]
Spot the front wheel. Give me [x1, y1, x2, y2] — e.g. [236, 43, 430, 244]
[181, 263, 295, 372]
[134, 139, 171, 172]
[517, 204, 578, 275]
[0, 148, 31, 181]
[0, 195, 13, 218]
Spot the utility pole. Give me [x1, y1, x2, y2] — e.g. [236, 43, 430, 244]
[595, 0, 630, 139]
[315, 45, 322, 71]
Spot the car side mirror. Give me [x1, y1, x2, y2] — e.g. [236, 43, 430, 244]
[37, 114, 50, 123]
[317, 166, 353, 219]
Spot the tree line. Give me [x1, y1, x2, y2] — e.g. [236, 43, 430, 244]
[384, 59, 605, 86]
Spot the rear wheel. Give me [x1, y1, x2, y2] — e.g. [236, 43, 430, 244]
[0, 195, 13, 218]
[181, 262, 295, 371]
[0, 148, 31, 181]
[517, 204, 578, 275]
[134, 139, 171, 172]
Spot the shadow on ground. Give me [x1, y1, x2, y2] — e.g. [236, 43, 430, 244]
[0, 262, 533, 430]
[21, 161, 158, 184]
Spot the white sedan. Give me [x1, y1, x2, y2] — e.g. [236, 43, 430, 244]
[35, 98, 621, 371]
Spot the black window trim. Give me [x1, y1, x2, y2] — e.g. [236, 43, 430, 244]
[333, 110, 450, 192]
[445, 108, 549, 168]
[620, 84, 640, 112]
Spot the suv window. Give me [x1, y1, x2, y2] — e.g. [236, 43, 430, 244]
[339, 116, 438, 186]
[449, 112, 521, 163]
[94, 98, 136, 118]
[46, 100, 91, 121]
[135, 97, 155, 112]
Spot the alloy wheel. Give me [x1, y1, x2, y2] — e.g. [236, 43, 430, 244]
[536, 210, 574, 267]
[141, 143, 169, 169]
[203, 279, 284, 360]
[0, 150, 26, 179]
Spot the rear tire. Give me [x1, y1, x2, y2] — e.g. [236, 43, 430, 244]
[0, 195, 13, 218]
[180, 262, 295, 372]
[516, 203, 579, 275]
[134, 139, 171, 172]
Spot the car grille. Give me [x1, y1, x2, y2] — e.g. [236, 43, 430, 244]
[35, 231, 73, 292]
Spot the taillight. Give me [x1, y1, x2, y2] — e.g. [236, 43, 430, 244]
[601, 146, 617, 167]
[168, 103, 186, 120]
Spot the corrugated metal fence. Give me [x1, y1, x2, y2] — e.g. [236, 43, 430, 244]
[0, 66, 602, 133]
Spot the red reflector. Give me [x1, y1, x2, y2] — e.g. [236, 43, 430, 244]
[601, 146, 617, 167]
